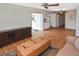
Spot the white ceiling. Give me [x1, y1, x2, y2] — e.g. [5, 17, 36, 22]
[15, 3, 79, 11]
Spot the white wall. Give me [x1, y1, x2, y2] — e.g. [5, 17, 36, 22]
[76, 8, 79, 36]
[49, 13, 57, 27]
[65, 10, 76, 30]
[0, 3, 53, 31]
[0, 4, 32, 31]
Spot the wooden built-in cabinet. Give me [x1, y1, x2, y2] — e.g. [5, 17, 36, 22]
[0, 27, 31, 47]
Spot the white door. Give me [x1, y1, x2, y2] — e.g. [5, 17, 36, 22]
[32, 13, 43, 31]
[44, 16, 51, 30]
[51, 14, 57, 27]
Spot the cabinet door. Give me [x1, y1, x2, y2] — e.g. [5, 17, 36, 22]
[7, 31, 16, 43]
[21, 27, 31, 38]
[15, 29, 23, 41]
[25, 27, 31, 37]
[15, 27, 31, 41]
[0, 32, 8, 47]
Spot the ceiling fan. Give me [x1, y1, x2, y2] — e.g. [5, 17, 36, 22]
[41, 3, 59, 9]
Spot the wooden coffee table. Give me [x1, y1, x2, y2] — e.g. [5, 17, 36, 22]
[16, 39, 50, 56]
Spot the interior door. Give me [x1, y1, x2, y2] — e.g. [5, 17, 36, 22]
[32, 13, 43, 31]
[44, 16, 51, 30]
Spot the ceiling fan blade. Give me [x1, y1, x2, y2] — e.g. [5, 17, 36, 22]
[41, 3, 48, 6]
[48, 3, 59, 6]
[45, 6, 48, 9]
[41, 3, 48, 9]
[41, 3, 59, 9]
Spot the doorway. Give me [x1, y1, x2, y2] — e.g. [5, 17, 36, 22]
[43, 16, 51, 30]
[32, 13, 43, 33]
[58, 12, 65, 28]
